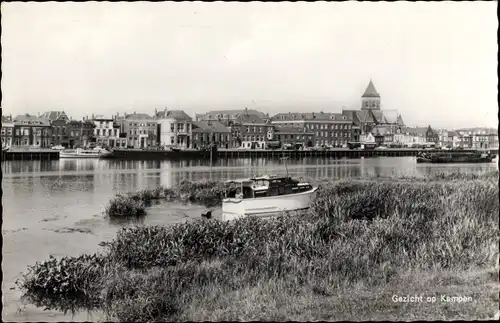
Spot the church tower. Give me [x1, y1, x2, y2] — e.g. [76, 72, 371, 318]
[361, 79, 381, 110]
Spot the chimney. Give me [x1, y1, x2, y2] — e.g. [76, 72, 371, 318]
[92, 113, 95, 120]
[155, 108, 158, 116]
[244, 107, 248, 116]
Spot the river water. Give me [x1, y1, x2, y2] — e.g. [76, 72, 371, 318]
[1, 156, 498, 322]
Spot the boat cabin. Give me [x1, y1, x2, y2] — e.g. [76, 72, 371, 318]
[224, 175, 313, 199]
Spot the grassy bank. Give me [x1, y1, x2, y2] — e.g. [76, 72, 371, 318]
[17, 171, 499, 321]
[104, 170, 499, 218]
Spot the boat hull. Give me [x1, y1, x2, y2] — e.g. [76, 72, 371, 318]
[417, 157, 494, 163]
[59, 151, 112, 158]
[221, 187, 318, 221]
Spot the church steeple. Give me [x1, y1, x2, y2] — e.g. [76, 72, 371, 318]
[362, 79, 380, 98]
[361, 79, 381, 110]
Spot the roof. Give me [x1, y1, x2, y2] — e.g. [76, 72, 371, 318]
[204, 109, 267, 119]
[355, 110, 376, 124]
[342, 110, 356, 122]
[225, 175, 288, 184]
[124, 113, 153, 120]
[271, 112, 352, 122]
[236, 114, 267, 124]
[405, 127, 428, 136]
[447, 131, 460, 137]
[39, 111, 68, 121]
[371, 110, 385, 123]
[192, 121, 230, 133]
[13, 114, 51, 126]
[225, 178, 254, 184]
[1, 115, 13, 123]
[67, 120, 95, 126]
[362, 80, 380, 98]
[93, 115, 114, 120]
[156, 109, 192, 121]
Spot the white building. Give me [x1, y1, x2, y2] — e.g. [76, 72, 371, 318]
[155, 109, 193, 148]
[1, 116, 14, 148]
[393, 131, 413, 146]
[446, 131, 462, 148]
[92, 115, 120, 147]
[360, 132, 375, 143]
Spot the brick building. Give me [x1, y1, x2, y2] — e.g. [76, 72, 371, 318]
[191, 121, 232, 149]
[273, 126, 315, 148]
[11, 114, 52, 147]
[66, 120, 96, 148]
[40, 111, 70, 147]
[230, 110, 273, 149]
[117, 113, 157, 148]
[271, 112, 355, 147]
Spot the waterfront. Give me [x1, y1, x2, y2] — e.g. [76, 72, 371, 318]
[2, 156, 498, 322]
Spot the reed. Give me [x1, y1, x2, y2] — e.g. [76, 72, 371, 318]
[18, 173, 500, 321]
[105, 195, 147, 218]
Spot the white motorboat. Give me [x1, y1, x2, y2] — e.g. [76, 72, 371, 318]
[222, 174, 318, 221]
[59, 148, 112, 159]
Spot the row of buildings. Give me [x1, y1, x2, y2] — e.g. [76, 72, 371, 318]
[2, 80, 498, 150]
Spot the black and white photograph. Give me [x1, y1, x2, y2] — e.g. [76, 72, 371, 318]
[1, 1, 499, 322]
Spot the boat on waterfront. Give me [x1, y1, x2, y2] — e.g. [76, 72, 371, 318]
[221, 157, 317, 221]
[59, 148, 112, 159]
[221, 175, 318, 221]
[416, 151, 495, 163]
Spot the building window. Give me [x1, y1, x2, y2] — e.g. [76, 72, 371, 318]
[170, 124, 175, 132]
[171, 136, 174, 144]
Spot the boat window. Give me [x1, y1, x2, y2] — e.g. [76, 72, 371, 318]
[243, 186, 253, 199]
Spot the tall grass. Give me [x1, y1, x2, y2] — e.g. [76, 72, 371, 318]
[18, 172, 500, 321]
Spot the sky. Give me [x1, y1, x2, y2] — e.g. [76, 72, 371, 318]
[1, 1, 498, 129]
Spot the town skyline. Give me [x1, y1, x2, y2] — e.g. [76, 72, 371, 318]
[2, 2, 497, 129]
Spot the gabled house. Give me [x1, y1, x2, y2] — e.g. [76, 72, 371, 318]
[40, 111, 70, 147]
[155, 108, 193, 148]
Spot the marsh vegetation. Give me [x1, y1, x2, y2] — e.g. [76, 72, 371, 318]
[17, 171, 500, 321]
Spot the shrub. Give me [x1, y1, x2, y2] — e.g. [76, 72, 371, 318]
[16, 254, 107, 299]
[105, 195, 147, 218]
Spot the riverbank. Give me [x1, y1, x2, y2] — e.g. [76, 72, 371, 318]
[16, 171, 499, 321]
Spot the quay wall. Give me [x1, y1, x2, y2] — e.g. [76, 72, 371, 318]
[2, 148, 497, 162]
[105, 148, 500, 161]
[1, 149, 60, 162]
